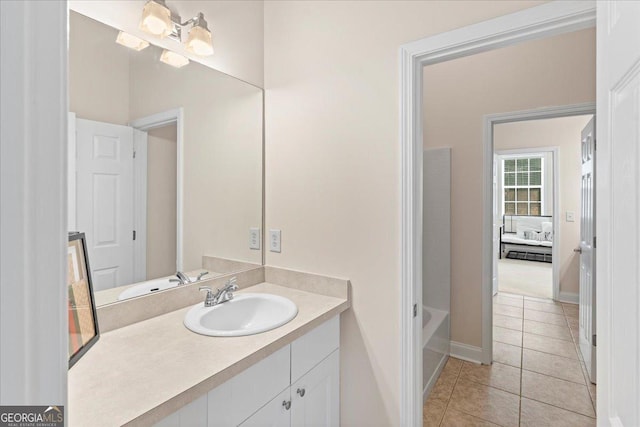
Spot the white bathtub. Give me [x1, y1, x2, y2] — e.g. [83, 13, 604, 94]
[422, 305, 450, 402]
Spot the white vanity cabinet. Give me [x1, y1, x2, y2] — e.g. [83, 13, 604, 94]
[154, 316, 340, 427]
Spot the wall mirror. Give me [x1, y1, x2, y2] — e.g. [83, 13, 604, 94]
[68, 9, 263, 307]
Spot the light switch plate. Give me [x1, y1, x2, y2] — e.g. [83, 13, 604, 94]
[269, 229, 281, 253]
[249, 227, 260, 250]
[566, 211, 575, 222]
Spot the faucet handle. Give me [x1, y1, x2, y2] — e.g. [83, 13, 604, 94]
[199, 286, 216, 307]
[197, 271, 210, 281]
[227, 276, 238, 290]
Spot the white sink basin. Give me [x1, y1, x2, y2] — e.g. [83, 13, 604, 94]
[183, 293, 298, 337]
[117, 276, 197, 300]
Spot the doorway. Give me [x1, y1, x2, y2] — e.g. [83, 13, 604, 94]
[494, 148, 556, 300]
[399, 2, 597, 425]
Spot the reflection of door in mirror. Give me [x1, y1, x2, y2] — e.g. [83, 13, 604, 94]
[69, 118, 178, 292]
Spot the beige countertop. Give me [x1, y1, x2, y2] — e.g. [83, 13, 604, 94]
[68, 282, 350, 426]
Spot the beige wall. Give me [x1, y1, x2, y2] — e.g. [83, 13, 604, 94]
[69, 0, 264, 88]
[264, 1, 549, 425]
[129, 44, 263, 272]
[494, 115, 593, 297]
[423, 28, 596, 347]
[69, 12, 130, 124]
[147, 124, 178, 279]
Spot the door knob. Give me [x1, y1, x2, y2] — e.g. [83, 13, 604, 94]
[282, 400, 291, 410]
[297, 388, 306, 397]
[574, 247, 582, 254]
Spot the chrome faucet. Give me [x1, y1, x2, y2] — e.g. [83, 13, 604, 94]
[170, 271, 192, 286]
[199, 277, 238, 307]
[197, 271, 209, 281]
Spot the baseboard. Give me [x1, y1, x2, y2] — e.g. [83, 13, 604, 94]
[450, 341, 483, 364]
[557, 291, 579, 304]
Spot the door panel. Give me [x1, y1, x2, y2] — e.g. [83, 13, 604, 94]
[76, 118, 135, 290]
[291, 350, 339, 427]
[597, 0, 640, 423]
[578, 117, 596, 383]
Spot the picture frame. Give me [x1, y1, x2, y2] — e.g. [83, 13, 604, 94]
[68, 232, 100, 368]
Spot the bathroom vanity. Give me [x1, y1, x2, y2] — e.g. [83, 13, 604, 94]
[68, 269, 350, 426]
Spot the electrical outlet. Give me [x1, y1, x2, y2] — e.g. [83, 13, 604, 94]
[249, 227, 260, 250]
[269, 229, 281, 253]
[566, 211, 575, 222]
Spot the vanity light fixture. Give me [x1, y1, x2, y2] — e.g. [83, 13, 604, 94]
[140, 0, 173, 38]
[139, 0, 214, 57]
[115, 31, 150, 51]
[160, 49, 189, 68]
[185, 13, 214, 57]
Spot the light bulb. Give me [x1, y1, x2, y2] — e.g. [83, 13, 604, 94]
[115, 32, 149, 51]
[160, 50, 189, 68]
[140, 0, 172, 38]
[186, 25, 214, 56]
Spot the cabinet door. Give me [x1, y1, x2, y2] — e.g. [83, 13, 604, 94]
[290, 350, 339, 427]
[239, 388, 291, 427]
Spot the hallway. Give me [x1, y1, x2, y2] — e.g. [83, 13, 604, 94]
[423, 293, 596, 426]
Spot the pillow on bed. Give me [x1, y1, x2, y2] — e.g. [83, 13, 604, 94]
[543, 231, 553, 241]
[516, 218, 542, 238]
[524, 230, 544, 241]
[541, 221, 553, 234]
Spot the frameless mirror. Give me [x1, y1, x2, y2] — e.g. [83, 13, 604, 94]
[68, 11, 263, 306]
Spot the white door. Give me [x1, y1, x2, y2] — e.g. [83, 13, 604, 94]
[578, 117, 596, 383]
[597, 1, 640, 424]
[290, 350, 339, 427]
[76, 118, 135, 291]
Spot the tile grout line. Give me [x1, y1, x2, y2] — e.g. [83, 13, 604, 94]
[437, 359, 462, 427]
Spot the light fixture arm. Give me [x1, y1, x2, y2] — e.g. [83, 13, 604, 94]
[168, 12, 210, 43]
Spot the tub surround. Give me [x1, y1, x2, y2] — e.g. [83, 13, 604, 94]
[69, 268, 350, 426]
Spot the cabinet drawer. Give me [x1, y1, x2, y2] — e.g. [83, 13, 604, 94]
[208, 345, 290, 426]
[291, 316, 339, 382]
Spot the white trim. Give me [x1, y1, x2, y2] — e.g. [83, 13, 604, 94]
[133, 129, 148, 282]
[0, 0, 68, 405]
[557, 291, 579, 305]
[449, 341, 483, 364]
[399, 2, 596, 425]
[129, 108, 184, 271]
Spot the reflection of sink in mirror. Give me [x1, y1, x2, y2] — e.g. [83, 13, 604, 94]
[117, 276, 199, 301]
[67, 9, 264, 307]
[184, 294, 298, 337]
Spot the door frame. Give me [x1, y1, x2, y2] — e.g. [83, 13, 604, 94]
[493, 145, 560, 300]
[484, 104, 595, 367]
[129, 108, 185, 274]
[399, 2, 596, 425]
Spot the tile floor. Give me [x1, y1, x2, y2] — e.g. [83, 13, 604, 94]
[423, 293, 596, 427]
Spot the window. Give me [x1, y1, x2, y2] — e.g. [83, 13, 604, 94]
[503, 157, 542, 215]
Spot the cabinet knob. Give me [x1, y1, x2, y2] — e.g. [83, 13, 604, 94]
[296, 388, 306, 397]
[282, 400, 291, 410]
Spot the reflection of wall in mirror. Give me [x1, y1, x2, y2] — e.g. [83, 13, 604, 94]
[69, 11, 263, 285]
[147, 124, 177, 279]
